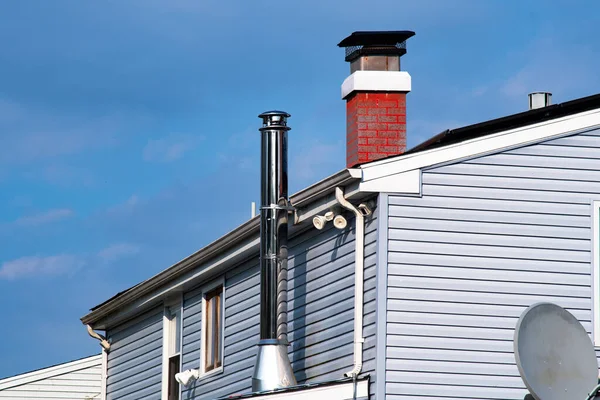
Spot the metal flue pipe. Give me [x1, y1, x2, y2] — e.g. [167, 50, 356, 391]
[252, 111, 297, 392]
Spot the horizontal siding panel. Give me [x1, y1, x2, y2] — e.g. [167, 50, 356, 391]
[389, 215, 590, 239]
[176, 210, 378, 399]
[388, 287, 591, 309]
[510, 142, 600, 159]
[432, 162, 600, 183]
[389, 275, 590, 297]
[393, 191, 589, 215]
[389, 322, 514, 341]
[387, 302, 591, 326]
[387, 359, 518, 376]
[109, 329, 162, 360]
[389, 264, 589, 286]
[389, 241, 589, 262]
[106, 306, 162, 400]
[386, 383, 526, 400]
[389, 204, 590, 227]
[107, 347, 161, 378]
[546, 133, 600, 145]
[423, 183, 599, 205]
[387, 370, 522, 388]
[387, 334, 512, 353]
[389, 228, 588, 251]
[465, 151, 600, 170]
[0, 362, 102, 400]
[387, 347, 515, 365]
[424, 171, 600, 194]
[386, 131, 600, 399]
[389, 252, 589, 274]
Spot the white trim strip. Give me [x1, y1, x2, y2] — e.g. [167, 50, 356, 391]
[361, 108, 600, 183]
[101, 350, 107, 400]
[248, 380, 369, 400]
[161, 307, 170, 400]
[341, 70, 411, 99]
[593, 200, 600, 346]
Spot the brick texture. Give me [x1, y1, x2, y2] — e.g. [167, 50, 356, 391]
[346, 92, 406, 168]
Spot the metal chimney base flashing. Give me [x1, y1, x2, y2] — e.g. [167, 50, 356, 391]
[252, 339, 297, 392]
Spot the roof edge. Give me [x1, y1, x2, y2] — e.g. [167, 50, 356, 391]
[0, 354, 101, 390]
[82, 169, 358, 327]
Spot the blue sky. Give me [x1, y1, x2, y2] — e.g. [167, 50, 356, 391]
[0, 0, 599, 377]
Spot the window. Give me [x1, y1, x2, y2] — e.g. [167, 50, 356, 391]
[201, 283, 224, 375]
[162, 302, 182, 400]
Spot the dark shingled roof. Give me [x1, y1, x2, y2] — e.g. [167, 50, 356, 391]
[406, 92, 600, 155]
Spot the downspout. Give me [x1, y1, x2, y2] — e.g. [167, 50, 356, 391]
[87, 324, 110, 400]
[335, 187, 365, 378]
[86, 324, 110, 351]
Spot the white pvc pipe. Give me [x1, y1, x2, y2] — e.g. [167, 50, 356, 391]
[335, 187, 364, 378]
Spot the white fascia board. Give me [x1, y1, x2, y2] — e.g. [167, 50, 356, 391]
[360, 108, 600, 186]
[359, 169, 421, 195]
[0, 355, 101, 390]
[341, 70, 411, 99]
[249, 380, 368, 400]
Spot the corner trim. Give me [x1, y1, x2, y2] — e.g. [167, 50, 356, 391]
[101, 350, 107, 400]
[592, 200, 600, 345]
[374, 193, 389, 400]
[341, 71, 411, 99]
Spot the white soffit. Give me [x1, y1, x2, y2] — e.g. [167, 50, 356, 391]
[356, 108, 600, 193]
[247, 380, 369, 400]
[341, 71, 411, 99]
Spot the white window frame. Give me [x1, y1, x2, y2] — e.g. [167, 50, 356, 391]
[199, 278, 225, 379]
[593, 201, 600, 346]
[162, 295, 183, 400]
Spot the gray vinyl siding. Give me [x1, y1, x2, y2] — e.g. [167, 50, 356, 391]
[385, 127, 600, 399]
[180, 209, 378, 400]
[106, 307, 163, 400]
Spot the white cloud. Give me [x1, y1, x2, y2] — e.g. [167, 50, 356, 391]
[97, 243, 140, 263]
[13, 209, 74, 227]
[143, 133, 203, 163]
[0, 254, 84, 280]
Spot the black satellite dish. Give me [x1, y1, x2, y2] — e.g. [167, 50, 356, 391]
[514, 303, 600, 400]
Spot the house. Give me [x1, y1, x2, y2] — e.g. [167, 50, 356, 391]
[81, 30, 600, 400]
[0, 354, 102, 399]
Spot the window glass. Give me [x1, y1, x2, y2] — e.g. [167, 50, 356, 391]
[204, 285, 223, 372]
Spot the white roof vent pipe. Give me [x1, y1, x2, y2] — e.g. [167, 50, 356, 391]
[528, 92, 552, 110]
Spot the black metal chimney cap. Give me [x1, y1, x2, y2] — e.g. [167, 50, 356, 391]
[338, 31, 415, 62]
[337, 31, 415, 47]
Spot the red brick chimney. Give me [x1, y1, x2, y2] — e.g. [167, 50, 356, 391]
[338, 31, 415, 168]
